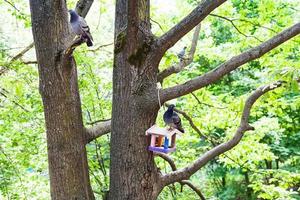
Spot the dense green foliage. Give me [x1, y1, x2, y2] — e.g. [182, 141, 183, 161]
[0, 0, 299, 199]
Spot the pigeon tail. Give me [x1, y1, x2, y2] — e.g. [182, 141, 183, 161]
[86, 38, 93, 47]
[177, 126, 185, 133]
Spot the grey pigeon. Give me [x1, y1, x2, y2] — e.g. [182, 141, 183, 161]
[177, 46, 187, 61]
[69, 9, 93, 47]
[163, 104, 185, 133]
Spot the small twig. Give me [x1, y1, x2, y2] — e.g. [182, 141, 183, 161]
[209, 14, 263, 42]
[4, 0, 20, 12]
[22, 60, 38, 65]
[190, 92, 227, 109]
[165, 103, 207, 140]
[150, 18, 165, 32]
[88, 42, 114, 52]
[0, 88, 30, 112]
[10, 42, 34, 62]
[181, 180, 206, 200]
[0, 42, 35, 76]
[235, 19, 277, 33]
[155, 152, 206, 200]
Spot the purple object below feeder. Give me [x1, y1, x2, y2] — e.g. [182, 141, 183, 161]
[148, 146, 176, 153]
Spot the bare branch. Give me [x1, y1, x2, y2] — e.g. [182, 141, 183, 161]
[160, 82, 282, 186]
[75, 0, 94, 18]
[190, 92, 227, 109]
[88, 42, 114, 52]
[86, 118, 111, 125]
[10, 42, 34, 62]
[165, 103, 207, 140]
[0, 88, 30, 112]
[85, 120, 111, 143]
[158, 24, 201, 82]
[181, 180, 206, 200]
[155, 152, 177, 171]
[209, 14, 263, 42]
[150, 18, 165, 32]
[155, 152, 206, 200]
[161, 23, 300, 102]
[155, 0, 226, 54]
[3, 0, 21, 12]
[0, 42, 35, 76]
[21, 60, 38, 65]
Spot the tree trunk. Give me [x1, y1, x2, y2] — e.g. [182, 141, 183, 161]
[109, 0, 162, 199]
[29, 1, 94, 199]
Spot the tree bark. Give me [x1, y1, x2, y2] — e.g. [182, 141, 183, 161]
[109, 0, 162, 199]
[29, 0, 94, 199]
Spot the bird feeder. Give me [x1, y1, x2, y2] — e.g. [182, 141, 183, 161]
[145, 125, 183, 153]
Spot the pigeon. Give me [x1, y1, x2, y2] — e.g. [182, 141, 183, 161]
[68, 9, 93, 47]
[177, 46, 187, 61]
[163, 104, 185, 133]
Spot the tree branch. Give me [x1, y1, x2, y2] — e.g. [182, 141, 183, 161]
[209, 14, 263, 42]
[155, 152, 206, 200]
[64, 37, 86, 57]
[3, 0, 21, 12]
[161, 23, 300, 102]
[160, 81, 282, 186]
[165, 103, 207, 140]
[157, 23, 201, 82]
[88, 42, 114, 52]
[181, 180, 206, 200]
[85, 120, 111, 143]
[75, 0, 94, 18]
[155, 0, 226, 55]
[0, 42, 35, 76]
[10, 42, 34, 62]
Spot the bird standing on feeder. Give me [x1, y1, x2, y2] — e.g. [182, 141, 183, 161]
[177, 46, 187, 61]
[68, 9, 93, 47]
[163, 104, 185, 133]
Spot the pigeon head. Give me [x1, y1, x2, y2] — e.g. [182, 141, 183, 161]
[167, 104, 175, 111]
[68, 9, 79, 22]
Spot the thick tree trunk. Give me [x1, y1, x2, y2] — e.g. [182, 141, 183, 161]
[109, 0, 162, 199]
[29, 1, 94, 199]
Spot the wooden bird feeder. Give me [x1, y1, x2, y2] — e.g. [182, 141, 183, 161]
[145, 125, 183, 153]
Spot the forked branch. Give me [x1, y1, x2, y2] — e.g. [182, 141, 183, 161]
[160, 81, 282, 186]
[161, 23, 300, 102]
[158, 24, 201, 82]
[155, 152, 206, 200]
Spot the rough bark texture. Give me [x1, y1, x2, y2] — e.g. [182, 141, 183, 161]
[28, 0, 299, 199]
[29, 0, 94, 199]
[161, 23, 300, 102]
[109, 0, 162, 199]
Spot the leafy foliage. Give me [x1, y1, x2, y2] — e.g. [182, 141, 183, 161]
[1, 0, 299, 199]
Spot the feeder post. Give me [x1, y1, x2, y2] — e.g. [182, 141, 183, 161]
[163, 137, 169, 149]
[171, 134, 176, 148]
[150, 135, 156, 147]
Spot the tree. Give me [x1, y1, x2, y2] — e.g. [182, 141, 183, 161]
[28, 0, 299, 199]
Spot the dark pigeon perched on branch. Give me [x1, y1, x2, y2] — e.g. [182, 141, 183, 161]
[177, 46, 187, 61]
[163, 104, 185, 133]
[68, 9, 93, 47]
